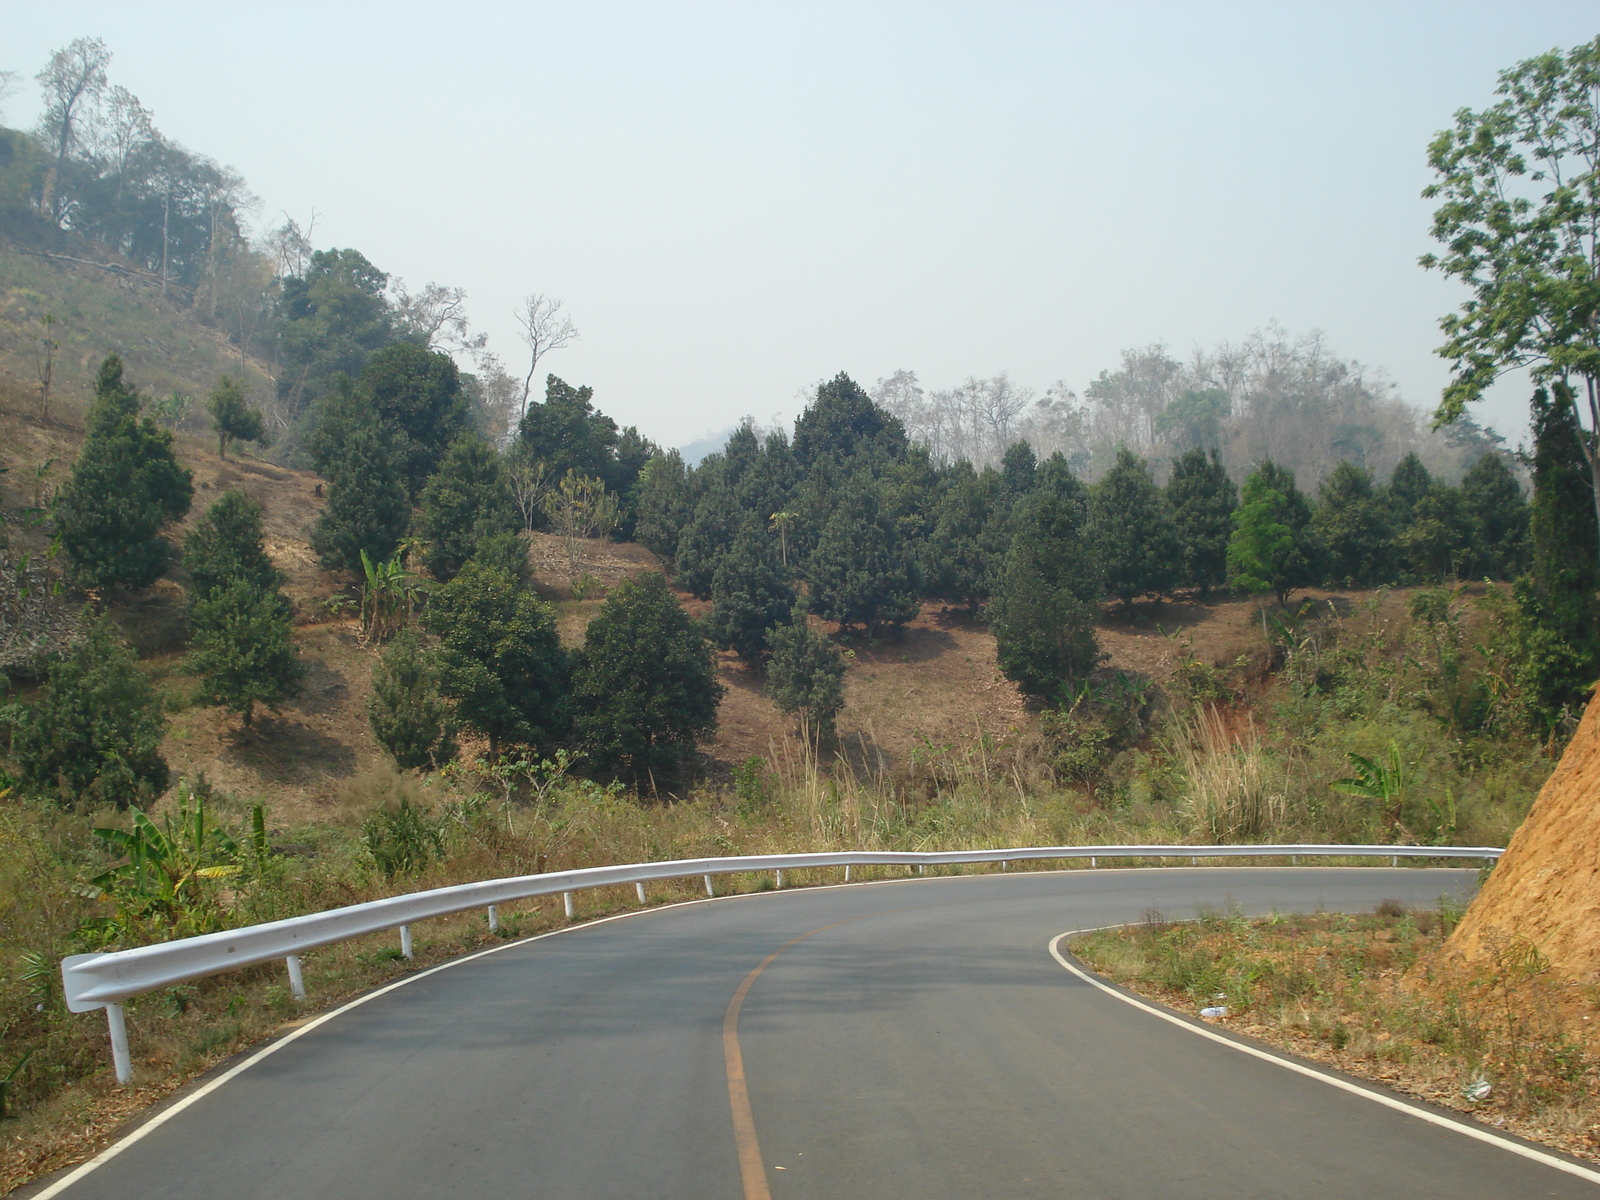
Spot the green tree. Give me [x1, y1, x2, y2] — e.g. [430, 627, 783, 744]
[1166, 448, 1237, 598]
[709, 518, 795, 666]
[1385, 452, 1434, 530]
[517, 375, 619, 484]
[55, 356, 194, 591]
[924, 462, 1004, 610]
[206, 375, 264, 459]
[1155, 387, 1230, 451]
[1460, 453, 1529, 579]
[415, 435, 520, 581]
[422, 564, 570, 757]
[310, 422, 412, 574]
[1311, 461, 1393, 587]
[1227, 461, 1317, 605]
[792, 373, 909, 469]
[1089, 448, 1179, 609]
[1512, 384, 1600, 721]
[368, 629, 457, 769]
[185, 580, 305, 727]
[9, 618, 169, 808]
[184, 489, 284, 602]
[634, 450, 694, 560]
[1420, 37, 1600, 549]
[1399, 486, 1473, 580]
[350, 343, 472, 499]
[990, 456, 1101, 701]
[276, 247, 395, 417]
[806, 473, 920, 633]
[765, 601, 847, 743]
[674, 483, 740, 599]
[572, 574, 723, 783]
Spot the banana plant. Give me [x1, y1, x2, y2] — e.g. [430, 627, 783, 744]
[359, 549, 428, 644]
[88, 782, 243, 937]
[1330, 743, 1410, 832]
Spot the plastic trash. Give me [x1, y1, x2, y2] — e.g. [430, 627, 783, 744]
[1200, 1005, 1230, 1019]
[1464, 1079, 1491, 1101]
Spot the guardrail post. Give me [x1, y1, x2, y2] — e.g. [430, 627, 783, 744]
[1001, 860, 1009, 871]
[1291, 856, 1298, 866]
[704, 875, 715, 897]
[399, 925, 414, 959]
[774, 869, 784, 888]
[563, 892, 574, 920]
[1190, 856, 1198, 866]
[285, 954, 306, 1001]
[487, 905, 499, 933]
[636, 882, 647, 904]
[844, 864, 852, 882]
[1090, 856, 1097, 868]
[1391, 855, 1399, 868]
[106, 1003, 132, 1085]
[917, 864, 925, 875]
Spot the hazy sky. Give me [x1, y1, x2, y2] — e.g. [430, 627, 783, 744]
[6, 2, 1597, 449]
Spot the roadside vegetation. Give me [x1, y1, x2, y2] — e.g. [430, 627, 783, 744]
[1073, 902, 1600, 1166]
[2, 29, 1599, 1195]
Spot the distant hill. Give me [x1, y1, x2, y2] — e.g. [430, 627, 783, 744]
[0, 235, 271, 430]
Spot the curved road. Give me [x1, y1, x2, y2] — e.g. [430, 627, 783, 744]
[28, 868, 1600, 1199]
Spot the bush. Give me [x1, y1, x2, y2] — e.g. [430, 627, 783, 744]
[369, 630, 458, 769]
[572, 574, 723, 783]
[8, 618, 169, 808]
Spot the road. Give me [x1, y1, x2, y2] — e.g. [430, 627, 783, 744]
[28, 867, 1600, 1199]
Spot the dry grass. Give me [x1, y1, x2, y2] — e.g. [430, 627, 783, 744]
[1073, 907, 1600, 1165]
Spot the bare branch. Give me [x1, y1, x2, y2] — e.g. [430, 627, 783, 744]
[513, 294, 578, 422]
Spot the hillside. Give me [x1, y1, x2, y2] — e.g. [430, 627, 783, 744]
[0, 236, 271, 433]
[1, 367, 1463, 826]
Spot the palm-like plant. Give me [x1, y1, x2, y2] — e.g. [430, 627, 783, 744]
[359, 548, 427, 644]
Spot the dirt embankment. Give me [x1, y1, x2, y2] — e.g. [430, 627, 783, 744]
[1441, 686, 1600, 981]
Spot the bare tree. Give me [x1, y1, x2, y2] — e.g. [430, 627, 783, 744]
[390, 280, 488, 359]
[35, 37, 110, 225]
[0, 70, 22, 124]
[88, 85, 155, 205]
[513, 294, 578, 422]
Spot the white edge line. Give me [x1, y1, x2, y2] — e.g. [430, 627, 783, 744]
[1047, 929, 1600, 1189]
[28, 866, 979, 1198]
[25, 865, 1473, 1197]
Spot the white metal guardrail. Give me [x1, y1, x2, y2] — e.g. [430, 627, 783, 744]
[61, 843, 1501, 1082]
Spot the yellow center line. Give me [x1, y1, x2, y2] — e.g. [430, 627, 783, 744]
[722, 917, 862, 1200]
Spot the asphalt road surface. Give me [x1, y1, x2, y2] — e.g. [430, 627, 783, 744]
[30, 867, 1600, 1199]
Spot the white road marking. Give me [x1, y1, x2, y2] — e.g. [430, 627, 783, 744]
[1048, 930, 1600, 1189]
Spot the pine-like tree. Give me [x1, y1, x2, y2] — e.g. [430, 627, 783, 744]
[1399, 486, 1473, 580]
[572, 574, 724, 783]
[1227, 461, 1318, 605]
[1512, 385, 1600, 721]
[310, 422, 413, 574]
[709, 518, 795, 666]
[1166, 448, 1238, 598]
[368, 628, 458, 769]
[674, 483, 740, 599]
[55, 355, 193, 590]
[633, 450, 694, 560]
[10, 618, 169, 809]
[1089, 448, 1179, 609]
[1311, 461, 1393, 587]
[765, 601, 847, 743]
[924, 463, 1003, 610]
[990, 455, 1101, 701]
[791, 373, 908, 469]
[421, 564, 570, 757]
[206, 375, 265, 459]
[1385, 452, 1434, 528]
[184, 490, 284, 602]
[414, 435, 520, 581]
[185, 580, 306, 727]
[1460, 453, 1529, 579]
[806, 473, 920, 633]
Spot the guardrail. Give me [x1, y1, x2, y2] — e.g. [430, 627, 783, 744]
[62, 842, 1501, 1082]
